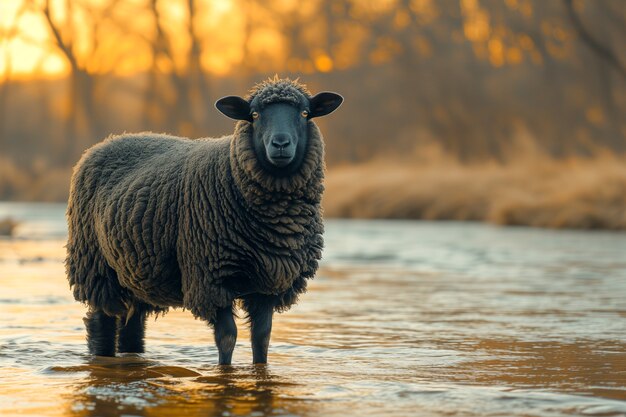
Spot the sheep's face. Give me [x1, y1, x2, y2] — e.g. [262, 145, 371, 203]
[216, 91, 343, 174]
[250, 101, 307, 170]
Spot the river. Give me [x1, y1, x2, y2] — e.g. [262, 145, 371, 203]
[0, 202, 625, 416]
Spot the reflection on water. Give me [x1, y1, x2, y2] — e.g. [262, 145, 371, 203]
[57, 361, 310, 417]
[1, 203, 625, 417]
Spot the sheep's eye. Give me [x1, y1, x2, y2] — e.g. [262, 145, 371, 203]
[251, 111, 259, 120]
[301, 110, 309, 118]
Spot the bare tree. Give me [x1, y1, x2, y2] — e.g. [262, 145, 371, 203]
[563, 0, 626, 79]
[0, 6, 23, 146]
[29, 0, 125, 161]
[142, 0, 211, 136]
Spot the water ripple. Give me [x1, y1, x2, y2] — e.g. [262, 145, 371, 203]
[0, 214, 625, 416]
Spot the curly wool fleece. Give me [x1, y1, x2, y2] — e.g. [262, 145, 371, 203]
[246, 77, 312, 108]
[65, 79, 325, 323]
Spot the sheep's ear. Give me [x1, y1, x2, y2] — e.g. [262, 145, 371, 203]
[215, 96, 252, 121]
[308, 92, 343, 118]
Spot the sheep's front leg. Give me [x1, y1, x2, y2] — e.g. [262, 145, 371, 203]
[213, 306, 237, 365]
[84, 309, 117, 356]
[117, 310, 147, 354]
[249, 302, 274, 364]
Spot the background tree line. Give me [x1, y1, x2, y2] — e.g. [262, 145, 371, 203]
[0, 0, 624, 201]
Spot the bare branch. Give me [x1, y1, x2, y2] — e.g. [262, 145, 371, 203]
[42, 0, 79, 71]
[563, 0, 626, 79]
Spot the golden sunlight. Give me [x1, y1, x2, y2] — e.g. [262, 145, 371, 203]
[0, 0, 267, 79]
[1, 1, 69, 78]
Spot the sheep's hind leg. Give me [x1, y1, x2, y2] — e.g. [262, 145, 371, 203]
[84, 309, 117, 356]
[213, 306, 237, 365]
[117, 310, 147, 354]
[246, 297, 274, 364]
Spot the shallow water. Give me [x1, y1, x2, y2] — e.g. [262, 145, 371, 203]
[1, 202, 625, 417]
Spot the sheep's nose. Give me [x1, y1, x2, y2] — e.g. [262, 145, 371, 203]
[271, 134, 291, 149]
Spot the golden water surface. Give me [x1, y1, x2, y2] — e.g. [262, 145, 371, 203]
[0, 203, 625, 417]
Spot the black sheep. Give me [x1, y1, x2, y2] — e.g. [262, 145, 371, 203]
[65, 78, 342, 364]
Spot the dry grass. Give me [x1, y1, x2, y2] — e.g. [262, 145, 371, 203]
[0, 157, 71, 202]
[2, 150, 625, 230]
[323, 155, 626, 230]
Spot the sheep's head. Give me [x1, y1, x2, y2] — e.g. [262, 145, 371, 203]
[216, 78, 342, 174]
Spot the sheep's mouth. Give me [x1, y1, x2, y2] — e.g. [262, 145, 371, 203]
[267, 153, 295, 167]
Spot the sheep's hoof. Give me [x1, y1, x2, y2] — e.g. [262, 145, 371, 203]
[218, 355, 233, 366]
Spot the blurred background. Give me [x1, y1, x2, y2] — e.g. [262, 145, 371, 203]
[0, 0, 625, 228]
[2, 3, 626, 416]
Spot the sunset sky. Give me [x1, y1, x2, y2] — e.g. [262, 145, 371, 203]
[0, 0, 357, 80]
[0, 0, 284, 79]
[0, 0, 513, 81]
[1, 0, 66, 78]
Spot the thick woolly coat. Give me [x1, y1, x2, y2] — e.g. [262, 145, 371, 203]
[65, 118, 324, 323]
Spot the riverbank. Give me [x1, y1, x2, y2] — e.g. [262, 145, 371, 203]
[2, 155, 625, 230]
[323, 156, 626, 230]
